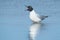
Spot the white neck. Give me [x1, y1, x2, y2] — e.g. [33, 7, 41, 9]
[30, 10, 35, 14]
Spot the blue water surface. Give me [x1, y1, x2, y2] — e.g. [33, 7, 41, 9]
[0, 0, 60, 40]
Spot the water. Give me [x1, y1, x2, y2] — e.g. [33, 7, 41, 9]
[0, 0, 60, 40]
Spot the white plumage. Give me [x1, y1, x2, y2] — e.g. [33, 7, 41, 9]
[26, 6, 48, 23]
[29, 10, 41, 22]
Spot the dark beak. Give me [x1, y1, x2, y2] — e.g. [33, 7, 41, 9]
[25, 5, 28, 11]
[25, 5, 28, 7]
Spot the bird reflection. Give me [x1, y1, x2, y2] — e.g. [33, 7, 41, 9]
[29, 23, 42, 40]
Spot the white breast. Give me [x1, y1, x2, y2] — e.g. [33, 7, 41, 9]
[29, 10, 41, 22]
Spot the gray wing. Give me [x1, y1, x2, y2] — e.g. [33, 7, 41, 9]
[39, 15, 48, 20]
[36, 14, 48, 20]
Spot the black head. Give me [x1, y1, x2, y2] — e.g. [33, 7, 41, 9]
[26, 6, 33, 11]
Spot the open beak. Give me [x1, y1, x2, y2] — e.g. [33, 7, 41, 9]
[25, 5, 28, 11]
[25, 5, 28, 7]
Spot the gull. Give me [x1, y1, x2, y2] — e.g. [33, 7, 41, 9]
[26, 6, 48, 23]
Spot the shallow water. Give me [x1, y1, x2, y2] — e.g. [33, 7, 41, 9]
[0, 0, 60, 40]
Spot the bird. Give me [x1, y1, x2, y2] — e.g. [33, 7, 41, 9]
[26, 5, 48, 23]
